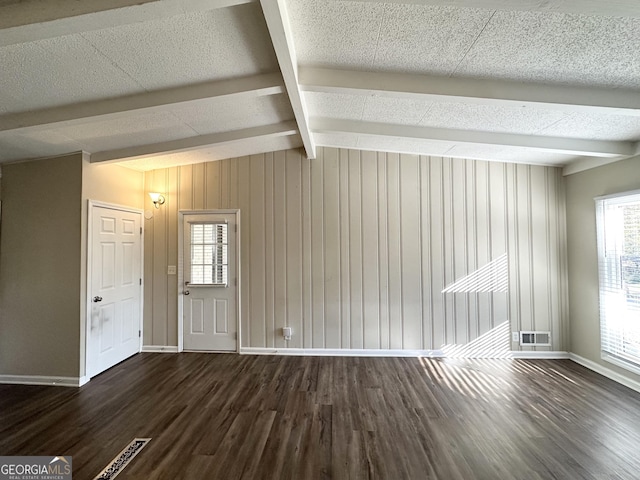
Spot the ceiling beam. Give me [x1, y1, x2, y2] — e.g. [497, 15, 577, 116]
[259, 0, 316, 159]
[562, 158, 628, 176]
[311, 118, 636, 158]
[338, 0, 640, 19]
[563, 145, 640, 175]
[299, 67, 640, 117]
[91, 121, 298, 163]
[0, 0, 254, 47]
[0, 73, 283, 133]
[119, 134, 303, 171]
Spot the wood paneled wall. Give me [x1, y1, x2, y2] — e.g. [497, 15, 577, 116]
[144, 147, 568, 352]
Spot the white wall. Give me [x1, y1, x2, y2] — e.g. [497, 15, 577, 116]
[82, 159, 145, 210]
[566, 155, 640, 383]
[144, 147, 568, 353]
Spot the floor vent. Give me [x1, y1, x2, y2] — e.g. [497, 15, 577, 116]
[520, 331, 551, 346]
[93, 438, 151, 480]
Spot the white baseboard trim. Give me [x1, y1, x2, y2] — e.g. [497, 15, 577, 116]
[241, 347, 574, 359]
[0, 374, 86, 387]
[569, 353, 640, 394]
[510, 351, 570, 359]
[240, 347, 446, 357]
[141, 345, 179, 353]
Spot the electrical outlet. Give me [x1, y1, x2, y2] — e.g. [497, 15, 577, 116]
[512, 332, 519, 342]
[282, 327, 292, 340]
[167, 265, 176, 275]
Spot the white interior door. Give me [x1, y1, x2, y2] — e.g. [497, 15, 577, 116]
[182, 212, 237, 351]
[88, 205, 142, 377]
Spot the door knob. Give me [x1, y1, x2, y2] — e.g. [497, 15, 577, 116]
[93, 296, 103, 302]
[184, 290, 190, 295]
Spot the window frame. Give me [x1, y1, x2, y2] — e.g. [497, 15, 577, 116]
[187, 221, 229, 288]
[595, 189, 640, 376]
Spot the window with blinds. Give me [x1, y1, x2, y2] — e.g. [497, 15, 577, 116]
[190, 223, 228, 286]
[596, 191, 640, 373]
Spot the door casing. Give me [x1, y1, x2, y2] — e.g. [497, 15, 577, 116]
[178, 209, 241, 352]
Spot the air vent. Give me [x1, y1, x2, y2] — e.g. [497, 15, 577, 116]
[520, 331, 551, 346]
[93, 438, 151, 480]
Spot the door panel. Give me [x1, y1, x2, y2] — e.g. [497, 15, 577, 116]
[190, 298, 205, 333]
[122, 242, 135, 285]
[98, 303, 115, 353]
[101, 243, 116, 288]
[183, 212, 237, 351]
[89, 205, 142, 377]
[214, 299, 228, 334]
[122, 298, 136, 341]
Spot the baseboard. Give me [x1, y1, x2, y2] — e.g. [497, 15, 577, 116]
[510, 351, 570, 359]
[240, 347, 446, 357]
[0, 374, 86, 387]
[569, 353, 640, 394]
[141, 345, 179, 353]
[241, 347, 574, 359]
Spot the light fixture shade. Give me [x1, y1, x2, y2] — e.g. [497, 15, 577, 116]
[149, 192, 165, 208]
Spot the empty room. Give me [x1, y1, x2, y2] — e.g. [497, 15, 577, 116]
[1, 1, 640, 479]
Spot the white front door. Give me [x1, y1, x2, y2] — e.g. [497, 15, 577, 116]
[182, 212, 238, 351]
[88, 205, 142, 377]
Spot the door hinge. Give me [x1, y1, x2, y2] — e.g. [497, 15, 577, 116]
[140, 227, 142, 235]
[139, 330, 141, 338]
[235, 224, 237, 233]
[139, 278, 142, 285]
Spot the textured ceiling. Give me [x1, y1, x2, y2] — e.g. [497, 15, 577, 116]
[289, 1, 640, 88]
[0, 0, 639, 174]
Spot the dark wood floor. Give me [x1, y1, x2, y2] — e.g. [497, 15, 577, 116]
[2, 354, 640, 479]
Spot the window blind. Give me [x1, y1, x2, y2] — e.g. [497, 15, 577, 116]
[190, 223, 228, 286]
[596, 191, 640, 370]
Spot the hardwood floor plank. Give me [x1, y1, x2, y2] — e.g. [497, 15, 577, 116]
[2, 354, 640, 479]
[254, 411, 293, 480]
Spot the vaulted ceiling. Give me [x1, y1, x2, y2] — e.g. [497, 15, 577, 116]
[1, 0, 639, 174]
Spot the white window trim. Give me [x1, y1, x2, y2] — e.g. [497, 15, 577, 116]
[188, 221, 229, 287]
[596, 189, 640, 374]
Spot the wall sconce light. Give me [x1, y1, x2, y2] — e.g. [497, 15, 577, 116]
[149, 192, 165, 209]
